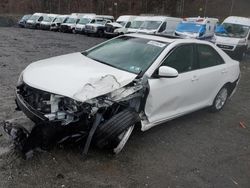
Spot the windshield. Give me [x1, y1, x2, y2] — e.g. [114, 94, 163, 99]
[117, 21, 126, 26]
[176, 22, 205, 33]
[215, 23, 250, 38]
[65, 17, 77, 24]
[129, 21, 143, 29]
[29, 15, 40, 21]
[140, 21, 162, 30]
[78, 18, 91, 25]
[85, 36, 168, 74]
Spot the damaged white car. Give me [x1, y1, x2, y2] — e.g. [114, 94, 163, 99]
[9, 34, 240, 158]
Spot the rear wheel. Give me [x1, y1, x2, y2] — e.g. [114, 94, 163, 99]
[210, 86, 228, 112]
[95, 109, 139, 154]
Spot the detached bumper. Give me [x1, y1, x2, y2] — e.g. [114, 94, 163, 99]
[15, 91, 48, 123]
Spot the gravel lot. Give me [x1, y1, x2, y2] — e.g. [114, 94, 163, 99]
[0, 27, 250, 188]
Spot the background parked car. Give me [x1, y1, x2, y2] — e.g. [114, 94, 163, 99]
[18, 14, 31, 28]
[175, 17, 219, 39]
[50, 15, 69, 31]
[212, 16, 250, 60]
[85, 16, 114, 37]
[75, 14, 96, 34]
[60, 14, 83, 33]
[137, 16, 182, 35]
[40, 14, 59, 30]
[26, 13, 47, 29]
[104, 15, 136, 37]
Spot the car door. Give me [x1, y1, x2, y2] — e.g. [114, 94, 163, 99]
[145, 44, 201, 123]
[192, 44, 228, 106]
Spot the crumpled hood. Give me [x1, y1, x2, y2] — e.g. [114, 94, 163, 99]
[215, 35, 241, 45]
[22, 52, 137, 102]
[107, 22, 123, 28]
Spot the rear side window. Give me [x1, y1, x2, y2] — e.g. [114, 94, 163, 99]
[197, 44, 224, 68]
[161, 44, 195, 73]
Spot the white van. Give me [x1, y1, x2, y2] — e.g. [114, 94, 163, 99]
[26, 13, 47, 29]
[137, 16, 182, 35]
[104, 15, 137, 37]
[127, 16, 149, 33]
[213, 16, 250, 60]
[175, 17, 219, 39]
[40, 14, 59, 30]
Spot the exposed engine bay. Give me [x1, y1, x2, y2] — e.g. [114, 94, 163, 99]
[4, 79, 146, 159]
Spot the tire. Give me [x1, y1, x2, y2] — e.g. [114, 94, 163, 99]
[210, 86, 228, 112]
[97, 29, 104, 37]
[95, 109, 139, 153]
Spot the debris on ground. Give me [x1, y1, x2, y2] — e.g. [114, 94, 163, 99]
[239, 121, 247, 129]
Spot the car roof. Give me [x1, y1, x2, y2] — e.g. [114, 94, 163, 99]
[125, 33, 214, 45]
[223, 16, 250, 26]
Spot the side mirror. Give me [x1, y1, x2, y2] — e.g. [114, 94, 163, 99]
[158, 66, 178, 78]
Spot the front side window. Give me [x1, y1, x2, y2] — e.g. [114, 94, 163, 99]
[85, 36, 168, 74]
[197, 44, 224, 68]
[161, 45, 195, 73]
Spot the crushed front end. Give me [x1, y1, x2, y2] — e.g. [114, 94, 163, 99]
[12, 79, 144, 158]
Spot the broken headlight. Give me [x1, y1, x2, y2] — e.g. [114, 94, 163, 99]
[59, 97, 83, 113]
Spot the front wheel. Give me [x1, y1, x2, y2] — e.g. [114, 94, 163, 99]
[95, 109, 139, 154]
[210, 86, 228, 112]
[113, 125, 134, 154]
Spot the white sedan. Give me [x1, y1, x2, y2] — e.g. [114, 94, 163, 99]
[14, 33, 240, 156]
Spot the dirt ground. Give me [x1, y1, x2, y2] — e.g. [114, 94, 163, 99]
[0, 27, 250, 188]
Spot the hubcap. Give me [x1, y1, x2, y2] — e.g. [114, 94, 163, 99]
[215, 88, 228, 110]
[113, 125, 134, 154]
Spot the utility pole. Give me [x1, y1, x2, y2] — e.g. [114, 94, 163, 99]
[230, 0, 235, 15]
[204, 0, 208, 17]
[58, 0, 61, 14]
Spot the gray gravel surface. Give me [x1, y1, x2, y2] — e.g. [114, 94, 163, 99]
[0, 27, 249, 188]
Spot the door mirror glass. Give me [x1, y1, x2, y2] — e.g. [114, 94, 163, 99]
[158, 66, 178, 78]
